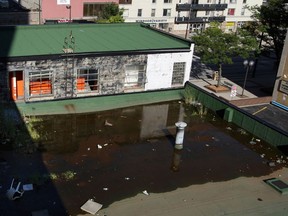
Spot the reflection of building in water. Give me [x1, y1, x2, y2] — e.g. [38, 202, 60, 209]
[35, 101, 185, 152]
[140, 102, 184, 139]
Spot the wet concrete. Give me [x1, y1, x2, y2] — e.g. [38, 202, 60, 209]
[0, 101, 287, 215]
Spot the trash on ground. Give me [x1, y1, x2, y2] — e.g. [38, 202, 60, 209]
[104, 120, 113, 126]
[267, 161, 276, 167]
[23, 184, 34, 191]
[125, 177, 130, 180]
[81, 199, 103, 215]
[6, 179, 24, 200]
[142, 190, 149, 195]
[103, 187, 108, 191]
[97, 144, 102, 149]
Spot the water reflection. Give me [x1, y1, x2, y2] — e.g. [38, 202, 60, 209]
[25, 100, 287, 215]
[171, 149, 182, 172]
[35, 101, 185, 153]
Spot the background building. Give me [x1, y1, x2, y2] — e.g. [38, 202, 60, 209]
[41, 0, 118, 24]
[120, 0, 265, 38]
[272, 30, 288, 111]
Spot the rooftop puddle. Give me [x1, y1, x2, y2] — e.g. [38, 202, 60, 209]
[1, 100, 287, 215]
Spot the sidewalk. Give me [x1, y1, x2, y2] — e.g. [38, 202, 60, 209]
[94, 168, 288, 216]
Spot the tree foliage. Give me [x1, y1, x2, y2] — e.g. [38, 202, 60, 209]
[192, 22, 259, 87]
[97, 3, 124, 23]
[246, 0, 288, 61]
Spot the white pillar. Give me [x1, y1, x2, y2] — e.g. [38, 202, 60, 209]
[175, 121, 187, 150]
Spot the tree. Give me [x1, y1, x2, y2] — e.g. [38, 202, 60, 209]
[97, 3, 124, 23]
[247, 0, 288, 62]
[192, 22, 259, 87]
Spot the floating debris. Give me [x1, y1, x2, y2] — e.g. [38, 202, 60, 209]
[125, 177, 130, 180]
[103, 188, 108, 191]
[97, 144, 102, 149]
[142, 190, 149, 196]
[104, 120, 113, 127]
[23, 184, 33, 191]
[267, 161, 276, 167]
[81, 199, 102, 215]
[250, 138, 256, 145]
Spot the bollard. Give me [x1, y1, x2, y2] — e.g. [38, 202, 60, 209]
[175, 121, 187, 150]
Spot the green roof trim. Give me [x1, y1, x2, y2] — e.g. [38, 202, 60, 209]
[0, 23, 191, 58]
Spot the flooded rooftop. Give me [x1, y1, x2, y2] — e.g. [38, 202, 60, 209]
[0, 100, 287, 215]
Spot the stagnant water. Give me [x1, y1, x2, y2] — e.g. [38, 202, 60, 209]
[1, 100, 287, 216]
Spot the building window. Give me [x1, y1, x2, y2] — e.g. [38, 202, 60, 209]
[159, 23, 169, 29]
[29, 70, 53, 97]
[241, 7, 245, 15]
[123, 9, 129, 17]
[243, 0, 246, 3]
[207, 0, 211, 3]
[138, 9, 142, 17]
[228, 8, 235, 15]
[229, 0, 237, 3]
[151, 9, 156, 17]
[163, 9, 171, 16]
[152, 0, 156, 3]
[77, 68, 99, 92]
[164, 0, 172, 3]
[172, 62, 186, 85]
[205, 11, 210, 16]
[124, 65, 146, 88]
[83, 3, 107, 17]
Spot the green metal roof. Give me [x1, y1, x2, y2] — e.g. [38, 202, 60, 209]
[0, 23, 191, 58]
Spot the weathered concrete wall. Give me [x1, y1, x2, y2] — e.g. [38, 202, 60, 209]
[0, 54, 147, 102]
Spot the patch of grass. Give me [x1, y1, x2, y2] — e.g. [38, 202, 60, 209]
[62, 171, 76, 181]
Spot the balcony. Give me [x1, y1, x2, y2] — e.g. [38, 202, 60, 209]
[175, 16, 225, 24]
[176, 3, 228, 11]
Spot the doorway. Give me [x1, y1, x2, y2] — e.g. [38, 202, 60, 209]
[9, 71, 24, 101]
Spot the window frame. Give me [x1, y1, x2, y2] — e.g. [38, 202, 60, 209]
[172, 62, 186, 86]
[76, 68, 99, 93]
[137, 9, 142, 17]
[124, 65, 146, 89]
[28, 70, 53, 97]
[228, 8, 235, 16]
[151, 8, 156, 17]
[163, 8, 171, 16]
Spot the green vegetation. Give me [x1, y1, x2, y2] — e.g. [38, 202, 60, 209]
[246, 0, 288, 62]
[182, 86, 197, 105]
[96, 3, 124, 23]
[192, 22, 259, 87]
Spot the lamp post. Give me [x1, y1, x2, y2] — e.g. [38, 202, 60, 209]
[185, 4, 192, 39]
[66, 5, 71, 22]
[241, 60, 254, 96]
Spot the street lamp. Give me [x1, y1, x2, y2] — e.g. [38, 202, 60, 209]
[241, 60, 254, 96]
[66, 5, 71, 22]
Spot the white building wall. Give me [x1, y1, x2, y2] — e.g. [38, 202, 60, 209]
[120, 0, 179, 31]
[120, 0, 264, 36]
[145, 44, 194, 90]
